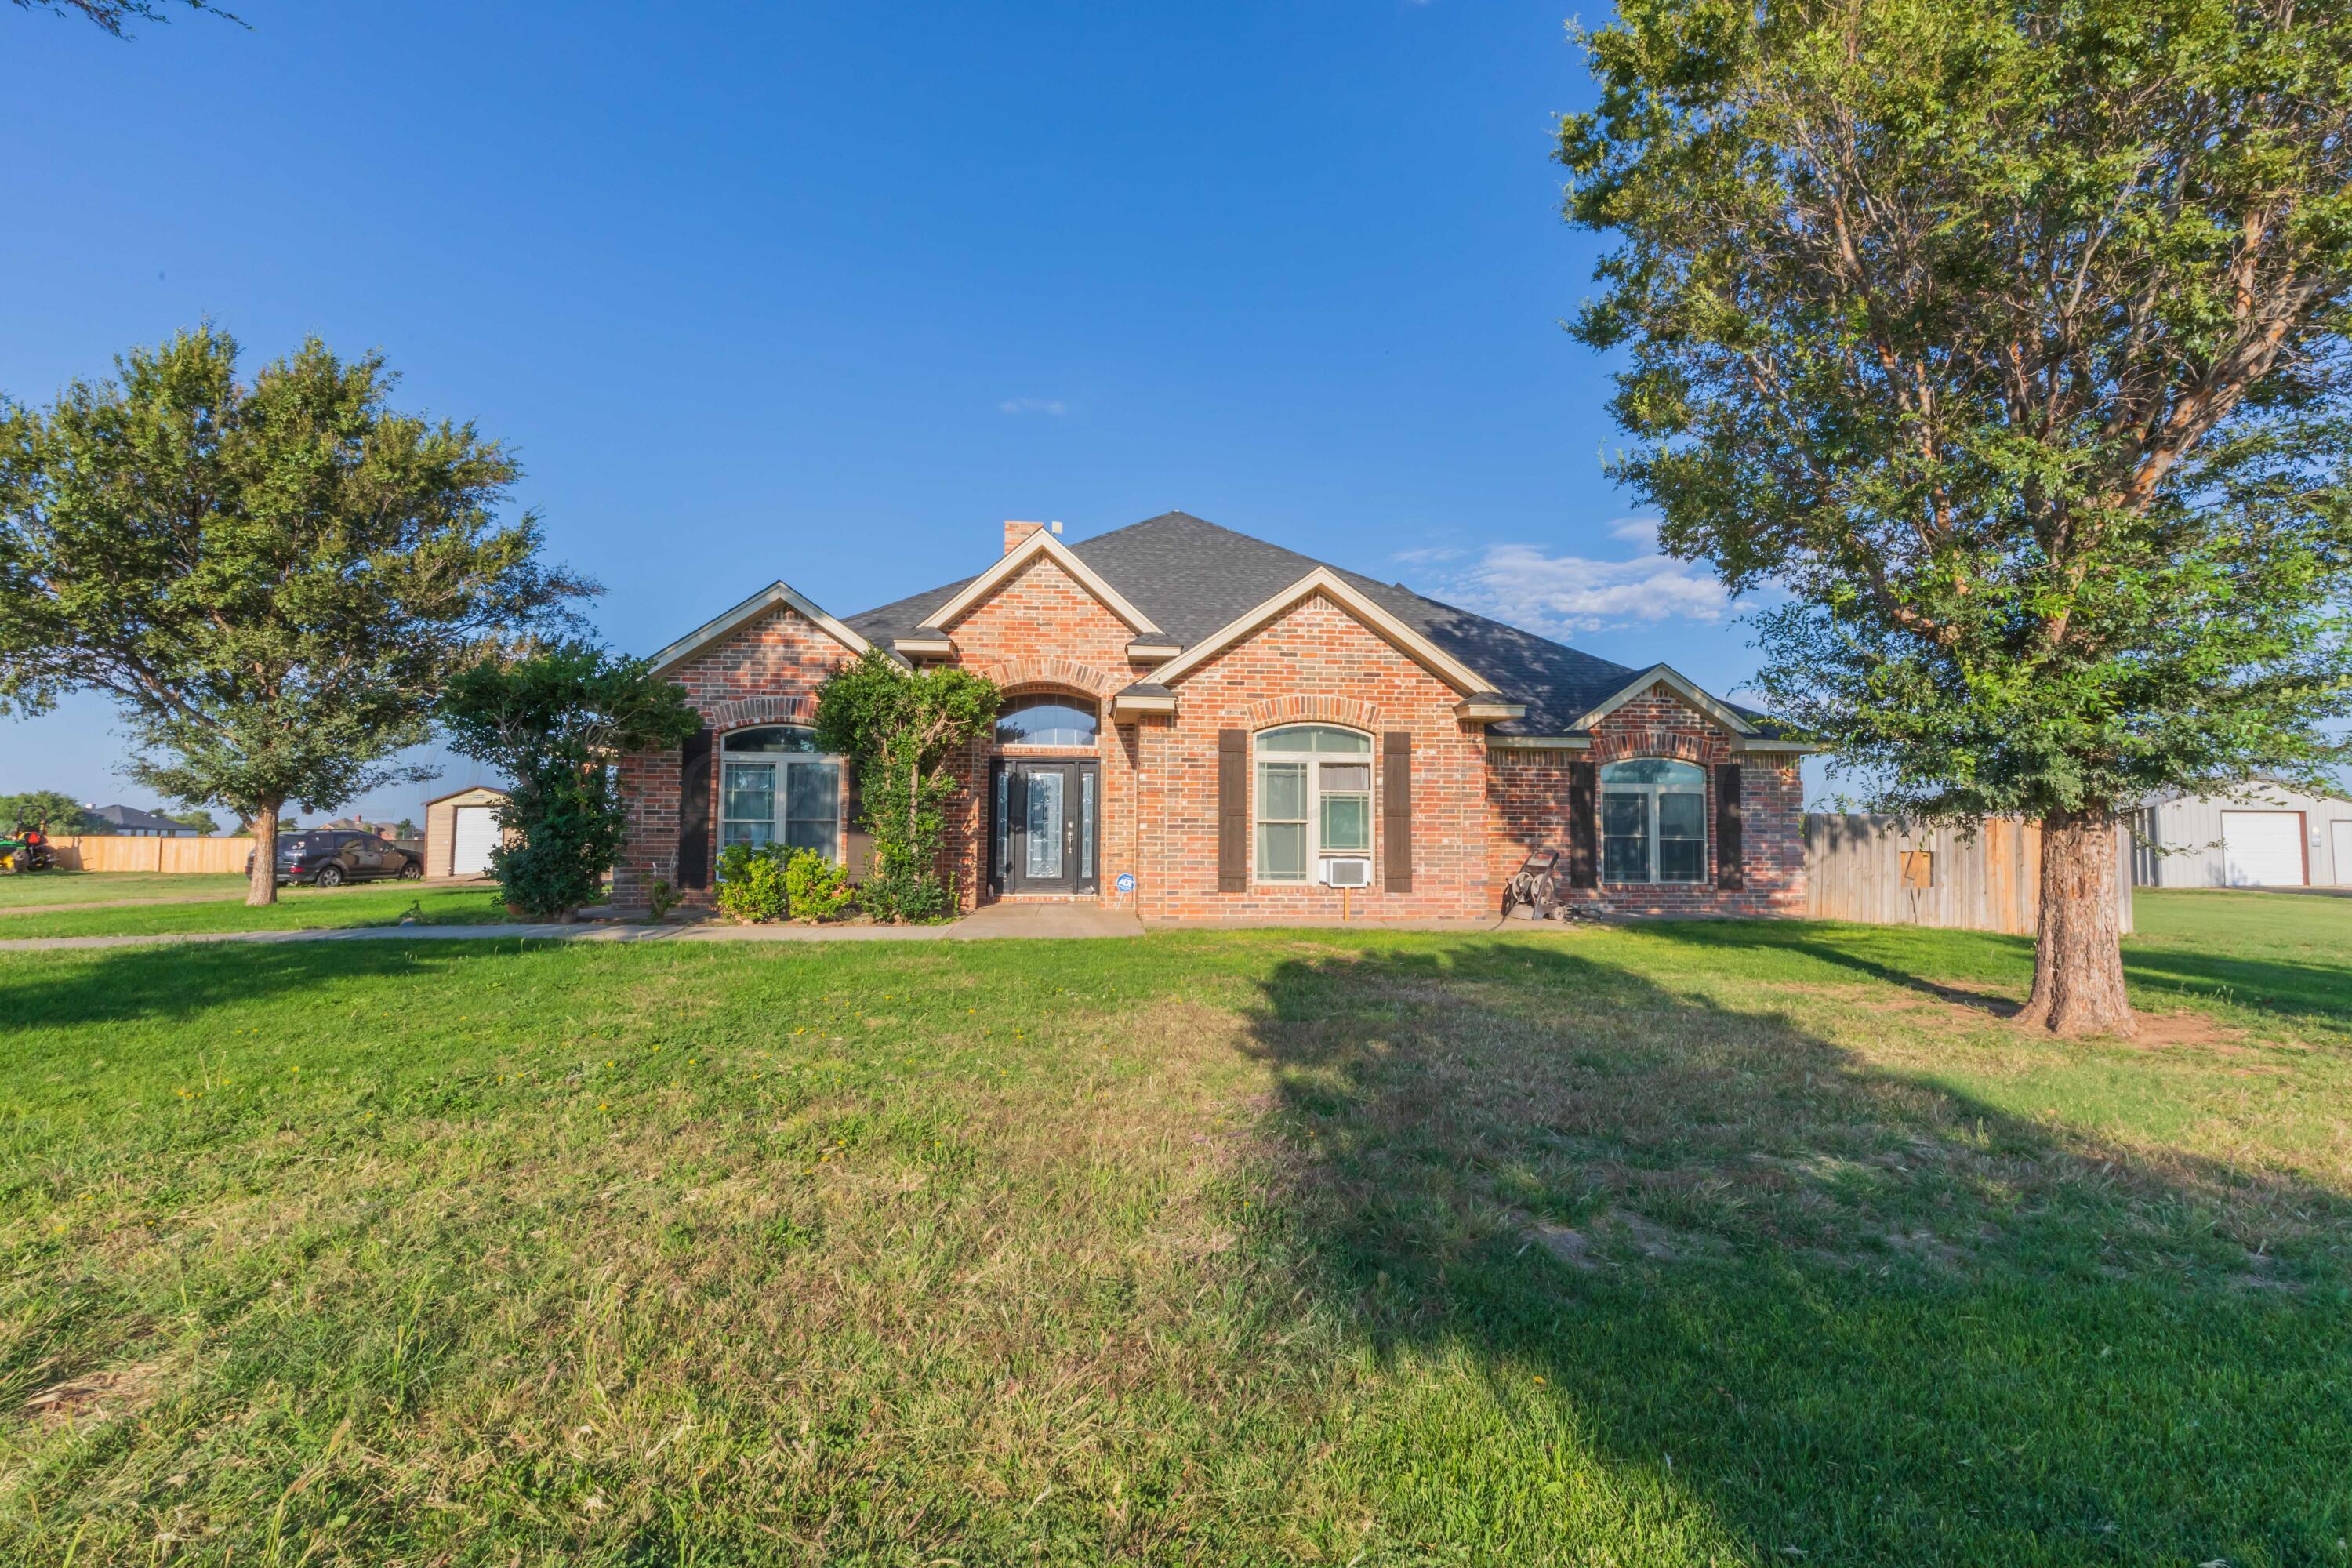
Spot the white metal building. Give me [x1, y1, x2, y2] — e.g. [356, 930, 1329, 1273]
[2129, 781, 2352, 889]
[422, 785, 510, 879]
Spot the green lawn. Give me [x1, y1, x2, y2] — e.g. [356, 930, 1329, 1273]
[0, 884, 512, 938]
[0, 870, 249, 908]
[0, 891, 2343, 1564]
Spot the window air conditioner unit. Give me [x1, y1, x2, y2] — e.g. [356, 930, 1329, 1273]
[1321, 857, 1373, 888]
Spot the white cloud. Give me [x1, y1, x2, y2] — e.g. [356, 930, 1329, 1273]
[1606, 517, 1660, 545]
[1391, 545, 1463, 565]
[1428, 537, 1729, 638]
[997, 397, 1070, 416]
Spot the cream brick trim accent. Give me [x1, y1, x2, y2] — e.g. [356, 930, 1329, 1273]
[1590, 727, 1713, 766]
[706, 694, 819, 731]
[975, 654, 1126, 699]
[1243, 693, 1384, 731]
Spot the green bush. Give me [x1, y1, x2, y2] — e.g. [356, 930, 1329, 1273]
[784, 851, 855, 922]
[713, 842, 791, 924]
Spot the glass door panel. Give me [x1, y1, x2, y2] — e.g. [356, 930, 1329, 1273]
[1024, 769, 1065, 879]
[994, 761, 1099, 895]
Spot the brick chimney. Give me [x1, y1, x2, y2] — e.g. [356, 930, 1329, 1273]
[1003, 520, 1050, 554]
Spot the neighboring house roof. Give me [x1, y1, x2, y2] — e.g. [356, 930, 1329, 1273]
[841, 511, 1788, 740]
[89, 804, 197, 835]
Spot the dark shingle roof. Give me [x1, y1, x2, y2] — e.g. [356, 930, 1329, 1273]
[91, 804, 196, 834]
[844, 511, 1741, 737]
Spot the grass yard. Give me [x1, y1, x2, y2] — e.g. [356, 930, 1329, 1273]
[0, 890, 2344, 1564]
[0, 871, 249, 909]
[0, 884, 514, 939]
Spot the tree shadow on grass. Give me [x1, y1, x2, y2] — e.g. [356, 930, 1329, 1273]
[1242, 942, 2352, 1565]
[1640, 918, 2352, 1037]
[0, 941, 458, 1033]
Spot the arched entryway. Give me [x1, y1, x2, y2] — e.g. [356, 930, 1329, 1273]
[990, 690, 1101, 895]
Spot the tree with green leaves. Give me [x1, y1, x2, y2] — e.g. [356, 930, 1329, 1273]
[1562, 0, 2352, 1036]
[439, 641, 702, 920]
[165, 808, 220, 837]
[0, 327, 591, 906]
[0, 790, 96, 835]
[813, 649, 1000, 922]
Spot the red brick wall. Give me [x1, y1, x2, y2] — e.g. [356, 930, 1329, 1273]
[1135, 592, 1492, 920]
[928, 552, 1159, 909]
[612, 579, 1808, 921]
[1487, 684, 1806, 918]
[612, 603, 860, 906]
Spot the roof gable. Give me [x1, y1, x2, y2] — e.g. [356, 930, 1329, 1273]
[647, 581, 890, 676]
[1149, 567, 1497, 696]
[833, 511, 1772, 736]
[924, 530, 1160, 636]
[1575, 666, 1758, 736]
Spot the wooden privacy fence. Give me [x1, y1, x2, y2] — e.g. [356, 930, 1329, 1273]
[42, 836, 256, 874]
[1805, 814, 2133, 935]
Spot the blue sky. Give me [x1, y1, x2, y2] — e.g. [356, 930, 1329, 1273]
[1, 0, 1791, 825]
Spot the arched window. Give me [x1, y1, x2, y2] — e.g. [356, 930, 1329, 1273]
[995, 693, 1099, 747]
[1601, 758, 1707, 883]
[719, 726, 841, 859]
[1254, 725, 1373, 883]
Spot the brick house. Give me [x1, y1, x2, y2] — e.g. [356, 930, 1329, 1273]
[614, 512, 1809, 920]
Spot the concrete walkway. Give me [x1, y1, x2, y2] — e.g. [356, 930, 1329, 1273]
[0, 900, 1151, 953]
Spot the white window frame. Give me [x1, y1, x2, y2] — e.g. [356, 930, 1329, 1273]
[1600, 757, 1708, 884]
[719, 727, 846, 863]
[1252, 724, 1374, 885]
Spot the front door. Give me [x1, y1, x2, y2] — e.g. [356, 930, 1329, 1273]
[993, 760, 1098, 895]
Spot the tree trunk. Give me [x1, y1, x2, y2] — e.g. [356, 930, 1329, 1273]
[246, 800, 281, 907]
[2016, 808, 2134, 1037]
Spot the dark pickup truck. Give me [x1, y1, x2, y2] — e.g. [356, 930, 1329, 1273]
[247, 830, 424, 887]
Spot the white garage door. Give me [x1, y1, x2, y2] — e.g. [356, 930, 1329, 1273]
[2221, 811, 2304, 887]
[450, 805, 499, 877]
[2332, 821, 2352, 887]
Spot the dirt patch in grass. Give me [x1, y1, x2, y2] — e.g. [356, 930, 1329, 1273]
[2108, 1008, 2262, 1051]
[20, 1357, 162, 1425]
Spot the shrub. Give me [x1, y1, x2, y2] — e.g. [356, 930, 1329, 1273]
[439, 641, 701, 920]
[812, 649, 998, 922]
[713, 842, 792, 924]
[784, 851, 855, 922]
[644, 878, 680, 923]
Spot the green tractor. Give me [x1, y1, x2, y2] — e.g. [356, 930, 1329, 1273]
[1, 820, 56, 873]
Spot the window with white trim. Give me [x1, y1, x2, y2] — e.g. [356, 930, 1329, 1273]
[1254, 724, 1372, 883]
[719, 725, 843, 860]
[1601, 758, 1707, 883]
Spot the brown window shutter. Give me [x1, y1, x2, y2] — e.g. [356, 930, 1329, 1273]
[842, 759, 872, 883]
[1218, 729, 1247, 893]
[1568, 760, 1597, 887]
[1381, 731, 1412, 891]
[677, 727, 713, 889]
[1715, 762, 1744, 891]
